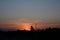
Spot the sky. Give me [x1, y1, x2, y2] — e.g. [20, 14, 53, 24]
[0, 0, 60, 31]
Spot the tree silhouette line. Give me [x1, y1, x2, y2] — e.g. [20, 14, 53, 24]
[0, 27, 60, 40]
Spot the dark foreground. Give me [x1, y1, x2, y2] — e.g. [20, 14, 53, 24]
[0, 28, 60, 40]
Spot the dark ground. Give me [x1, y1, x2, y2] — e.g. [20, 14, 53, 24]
[0, 28, 60, 40]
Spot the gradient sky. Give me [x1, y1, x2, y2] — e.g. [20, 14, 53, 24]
[0, 0, 60, 30]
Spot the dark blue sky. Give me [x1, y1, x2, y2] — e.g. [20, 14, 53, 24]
[0, 0, 60, 24]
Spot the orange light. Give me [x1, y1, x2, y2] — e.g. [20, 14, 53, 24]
[20, 23, 31, 31]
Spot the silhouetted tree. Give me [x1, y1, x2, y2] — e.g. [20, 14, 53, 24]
[31, 26, 34, 31]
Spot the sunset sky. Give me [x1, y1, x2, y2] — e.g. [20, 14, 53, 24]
[0, 0, 60, 31]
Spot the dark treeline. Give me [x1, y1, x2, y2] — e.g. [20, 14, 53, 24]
[0, 28, 60, 40]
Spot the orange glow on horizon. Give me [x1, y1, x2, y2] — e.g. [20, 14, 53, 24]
[19, 23, 32, 31]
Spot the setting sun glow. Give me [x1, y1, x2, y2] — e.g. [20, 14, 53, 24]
[20, 23, 31, 31]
